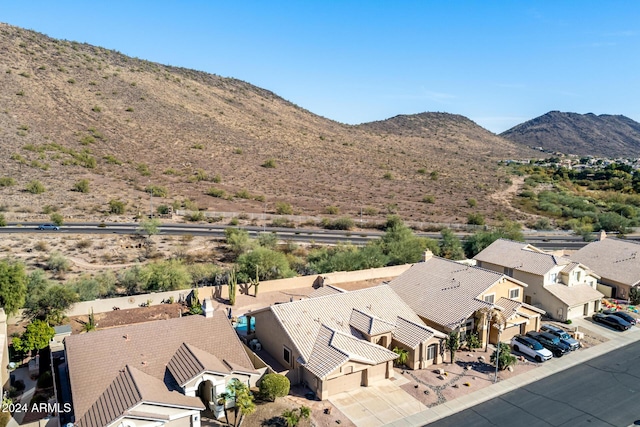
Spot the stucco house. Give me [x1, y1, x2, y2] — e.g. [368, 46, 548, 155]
[64, 310, 262, 427]
[251, 285, 445, 400]
[389, 251, 543, 347]
[570, 233, 640, 299]
[474, 239, 603, 321]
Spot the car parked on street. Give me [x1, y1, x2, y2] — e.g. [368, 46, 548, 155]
[37, 224, 60, 231]
[603, 309, 637, 325]
[511, 335, 553, 362]
[526, 331, 570, 357]
[592, 313, 632, 331]
[540, 324, 581, 351]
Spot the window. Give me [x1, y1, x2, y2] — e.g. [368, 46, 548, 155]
[427, 344, 437, 360]
[549, 273, 558, 283]
[509, 288, 520, 299]
[504, 267, 514, 277]
[575, 271, 581, 282]
[283, 346, 291, 365]
[484, 294, 495, 304]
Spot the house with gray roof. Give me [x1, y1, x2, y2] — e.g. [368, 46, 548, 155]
[251, 285, 445, 400]
[64, 310, 261, 427]
[474, 239, 603, 321]
[389, 251, 543, 347]
[571, 233, 640, 299]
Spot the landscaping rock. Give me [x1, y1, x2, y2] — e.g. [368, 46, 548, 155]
[437, 375, 445, 380]
[465, 365, 472, 370]
[478, 356, 485, 362]
[507, 366, 514, 372]
[437, 368, 445, 375]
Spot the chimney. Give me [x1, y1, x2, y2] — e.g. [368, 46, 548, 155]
[599, 230, 607, 241]
[422, 250, 433, 262]
[203, 297, 214, 318]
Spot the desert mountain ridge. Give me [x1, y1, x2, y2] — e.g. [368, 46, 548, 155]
[500, 111, 640, 158]
[0, 22, 547, 224]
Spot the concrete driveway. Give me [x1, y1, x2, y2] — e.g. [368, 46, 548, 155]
[329, 379, 426, 427]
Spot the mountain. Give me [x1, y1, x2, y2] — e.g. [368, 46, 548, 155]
[500, 111, 640, 157]
[0, 23, 536, 224]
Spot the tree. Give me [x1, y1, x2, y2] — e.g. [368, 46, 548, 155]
[236, 246, 294, 283]
[445, 331, 460, 364]
[12, 319, 55, 355]
[490, 342, 517, 370]
[630, 287, 640, 305]
[377, 216, 438, 264]
[0, 259, 27, 315]
[141, 260, 192, 292]
[25, 284, 79, 324]
[439, 229, 465, 260]
[225, 228, 255, 258]
[463, 221, 524, 258]
[138, 218, 161, 238]
[392, 347, 409, 367]
[259, 373, 290, 401]
[225, 379, 255, 427]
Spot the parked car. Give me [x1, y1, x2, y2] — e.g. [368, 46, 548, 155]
[540, 324, 581, 351]
[592, 313, 631, 331]
[526, 331, 570, 357]
[603, 309, 637, 325]
[37, 224, 60, 231]
[511, 335, 553, 362]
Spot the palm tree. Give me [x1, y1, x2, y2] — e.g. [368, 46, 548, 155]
[392, 347, 409, 367]
[217, 392, 232, 426]
[234, 389, 255, 427]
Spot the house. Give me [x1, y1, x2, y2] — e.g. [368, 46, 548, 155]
[389, 251, 543, 347]
[251, 285, 445, 400]
[64, 310, 262, 427]
[474, 239, 603, 321]
[570, 233, 640, 299]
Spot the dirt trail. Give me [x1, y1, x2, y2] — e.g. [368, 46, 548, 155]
[490, 176, 539, 221]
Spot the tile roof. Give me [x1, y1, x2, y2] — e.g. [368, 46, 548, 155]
[349, 309, 396, 335]
[76, 365, 204, 427]
[65, 311, 254, 423]
[389, 256, 509, 329]
[571, 237, 640, 287]
[268, 285, 439, 364]
[495, 297, 546, 320]
[393, 317, 446, 349]
[304, 325, 398, 379]
[308, 285, 347, 298]
[545, 284, 604, 307]
[474, 239, 575, 276]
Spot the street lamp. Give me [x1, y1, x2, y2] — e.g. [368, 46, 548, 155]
[491, 310, 507, 383]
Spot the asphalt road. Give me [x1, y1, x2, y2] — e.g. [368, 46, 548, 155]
[429, 339, 640, 427]
[0, 222, 618, 250]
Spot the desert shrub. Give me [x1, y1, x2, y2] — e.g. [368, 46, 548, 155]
[383, 172, 393, 180]
[206, 187, 226, 198]
[261, 158, 277, 168]
[0, 177, 16, 187]
[275, 202, 293, 215]
[321, 217, 355, 230]
[0, 214, 5, 227]
[108, 199, 126, 214]
[491, 342, 517, 370]
[187, 211, 205, 222]
[47, 252, 70, 273]
[145, 185, 168, 197]
[156, 205, 170, 215]
[76, 239, 92, 249]
[73, 179, 90, 193]
[467, 213, 485, 225]
[270, 217, 295, 228]
[417, 168, 426, 174]
[532, 217, 553, 231]
[430, 171, 439, 180]
[136, 163, 150, 176]
[259, 373, 290, 401]
[104, 155, 122, 165]
[50, 213, 64, 226]
[467, 198, 477, 207]
[25, 180, 45, 194]
[363, 207, 378, 216]
[235, 189, 252, 199]
[325, 205, 340, 215]
[422, 195, 435, 204]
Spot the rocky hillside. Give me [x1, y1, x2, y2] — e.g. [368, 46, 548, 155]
[0, 23, 536, 224]
[500, 111, 640, 157]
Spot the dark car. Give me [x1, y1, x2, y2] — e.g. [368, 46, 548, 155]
[603, 309, 637, 325]
[526, 331, 570, 357]
[592, 313, 631, 331]
[540, 324, 581, 351]
[37, 224, 60, 231]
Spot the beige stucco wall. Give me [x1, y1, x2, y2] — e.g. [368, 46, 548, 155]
[252, 310, 301, 383]
[478, 277, 526, 303]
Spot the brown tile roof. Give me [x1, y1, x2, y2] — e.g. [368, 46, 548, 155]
[389, 256, 511, 329]
[77, 365, 204, 427]
[65, 311, 254, 423]
[473, 239, 571, 276]
[571, 237, 640, 287]
[268, 285, 440, 364]
[545, 284, 604, 307]
[304, 325, 398, 379]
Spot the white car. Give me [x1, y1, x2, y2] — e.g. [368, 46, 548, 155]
[511, 335, 553, 362]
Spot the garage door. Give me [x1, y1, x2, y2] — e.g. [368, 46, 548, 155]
[490, 324, 522, 344]
[366, 363, 387, 384]
[326, 371, 363, 396]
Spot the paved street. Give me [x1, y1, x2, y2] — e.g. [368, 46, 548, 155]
[427, 339, 640, 427]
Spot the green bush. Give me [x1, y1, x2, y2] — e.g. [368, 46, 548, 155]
[0, 177, 16, 187]
[422, 195, 435, 204]
[108, 199, 126, 214]
[36, 371, 53, 389]
[50, 213, 64, 226]
[145, 185, 168, 197]
[235, 189, 252, 199]
[322, 217, 355, 230]
[261, 158, 277, 168]
[137, 163, 151, 176]
[0, 214, 6, 227]
[325, 205, 340, 215]
[467, 213, 485, 225]
[25, 180, 46, 194]
[259, 373, 290, 401]
[206, 187, 226, 198]
[73, 179, 90, 193]
[275, 202, 293, 215]
[156, 205, 170, 215]
[47, 251, 70, 273]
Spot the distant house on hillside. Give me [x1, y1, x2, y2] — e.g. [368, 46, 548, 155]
[474, 239, 603, 321]
[389, 251, 543, 347]
[64, 310, 262, 427]
[251, 285, 445, 400]
[571, 232, 640, 299]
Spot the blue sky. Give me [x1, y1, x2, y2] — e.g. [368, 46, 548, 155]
[2, 1, 639, 133]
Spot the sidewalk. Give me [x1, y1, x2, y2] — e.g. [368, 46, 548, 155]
[383, 320, 640, 427]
